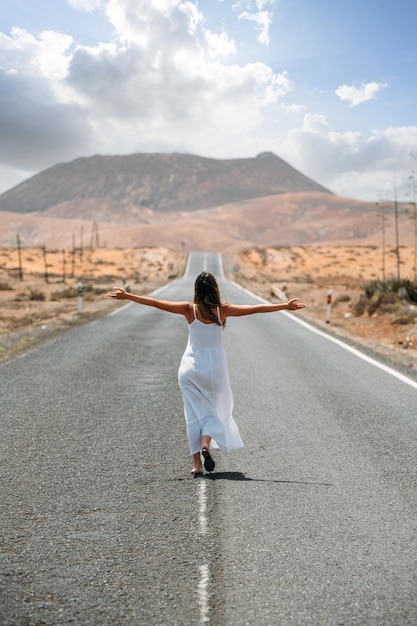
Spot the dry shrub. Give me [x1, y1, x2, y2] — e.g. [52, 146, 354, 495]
[51, 287, 79, 300]
[353, 294, 368, 316]
[391, 313, 416, 325]
[0, 281, 14, 291]
[354, 278, 417, 317]
[28, 289, 46, 301]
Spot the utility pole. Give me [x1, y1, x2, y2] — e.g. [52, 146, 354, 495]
[80, 226, 84, 263]
[90, 220, 99, 248]
[376, 197, 387, 281]
[71, 234, 76, 278]
[42, 246, 49, 283]
[16, 233, 23, 281]
[393, 180, 401, 281]
[62, 249, 66, 283]
[410, 175, 417, 282]
[411, 155, 417, 280]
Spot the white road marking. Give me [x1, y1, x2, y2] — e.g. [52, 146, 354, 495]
[184, 252, 193, 277]
[283, 311, 417, 390]
[225, 266, 417, 391]
[198, 479, 209, 535]
[198, 563, 210, 623]
[197, 479, 210, 622]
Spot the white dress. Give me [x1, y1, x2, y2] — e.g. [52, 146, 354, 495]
[178, 305, 244, 455]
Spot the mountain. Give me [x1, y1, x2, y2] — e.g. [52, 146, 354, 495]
[0, 152, 331, 216]
[1, 151, 410, 252]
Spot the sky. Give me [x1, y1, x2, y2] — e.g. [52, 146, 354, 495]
[0, 0, 417, 202]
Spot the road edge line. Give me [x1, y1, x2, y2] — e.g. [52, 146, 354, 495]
[220, 260, 417, 391]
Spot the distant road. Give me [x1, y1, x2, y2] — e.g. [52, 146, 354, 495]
[1, 252, 416, 625]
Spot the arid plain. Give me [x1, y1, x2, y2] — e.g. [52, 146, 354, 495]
[1, 242, 416, 376]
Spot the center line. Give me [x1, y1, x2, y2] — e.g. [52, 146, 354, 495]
[198, 563, 210, 624]
[197, 480, 210, 622]
[198, 479, 208, 535]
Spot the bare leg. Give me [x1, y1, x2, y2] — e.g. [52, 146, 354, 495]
[202, 434, 212, 450]
[191, 451, 203, 475]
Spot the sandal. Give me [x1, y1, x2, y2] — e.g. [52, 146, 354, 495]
[201, 448, 215, 472]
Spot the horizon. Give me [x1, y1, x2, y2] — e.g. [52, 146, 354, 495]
[0, 150, 413, 205]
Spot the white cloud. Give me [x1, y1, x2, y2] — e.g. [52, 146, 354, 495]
[0, 27, 92, 171]
[232, 0, 275, 44]
[281, 114, 417, 199]
[0, 0, 290, 182]
[0, 27, 74, 106]
[280, 103, 307, 113]
[105, 0, 204, 45]
[238, 10, 272, 45]
[204, 30, 236, 59]
[335, 81, 387, 106]
[0, 27, 73, 79]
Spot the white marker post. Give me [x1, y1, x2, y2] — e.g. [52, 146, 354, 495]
[78, 281, 83, 313]
[325, 289, 332, 323]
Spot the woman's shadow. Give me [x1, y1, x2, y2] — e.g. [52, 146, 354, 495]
[204, 471, 333, 486]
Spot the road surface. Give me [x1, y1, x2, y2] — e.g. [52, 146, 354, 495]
[1, 251, 416, 625]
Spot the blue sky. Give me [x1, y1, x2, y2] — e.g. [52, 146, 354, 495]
[0, 0, 416, 201]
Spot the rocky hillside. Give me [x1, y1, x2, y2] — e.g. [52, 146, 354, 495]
[2, 150, 410, 253]
[0, 152, 331, 216]
[0, 190, 412, 253]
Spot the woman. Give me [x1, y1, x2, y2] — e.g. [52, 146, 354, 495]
[107, 272, 305, 476]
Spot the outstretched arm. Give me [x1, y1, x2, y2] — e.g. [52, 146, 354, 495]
[107, 287, 191, 316]
[223, 298, 306, 318]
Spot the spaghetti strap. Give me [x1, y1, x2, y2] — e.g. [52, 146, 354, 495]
[193, 304, 197, 320]
[216, 306, 221, 322]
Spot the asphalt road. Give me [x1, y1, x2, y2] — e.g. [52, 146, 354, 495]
[1, 251, 416, 626]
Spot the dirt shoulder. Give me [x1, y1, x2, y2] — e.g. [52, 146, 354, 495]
[0, 247, 185, 361]
[224, 245, 417, 380]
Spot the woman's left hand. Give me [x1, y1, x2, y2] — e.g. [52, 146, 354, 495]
[286, 298, 306, 310]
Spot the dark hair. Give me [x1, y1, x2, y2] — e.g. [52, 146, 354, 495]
[194, 272, 224, 326]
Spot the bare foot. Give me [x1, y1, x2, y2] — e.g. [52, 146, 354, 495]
[191, 451, 203, 475]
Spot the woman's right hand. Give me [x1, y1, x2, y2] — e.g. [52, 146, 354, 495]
[106, 287, 128, 300]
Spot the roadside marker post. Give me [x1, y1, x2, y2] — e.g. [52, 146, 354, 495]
[325, 289, 332, 324]
[78, 282, 83, 313]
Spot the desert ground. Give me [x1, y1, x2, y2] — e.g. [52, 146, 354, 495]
[0, 246, 184, 360]
[230, 244, 417, 376]
[1, 244, 416, 376]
